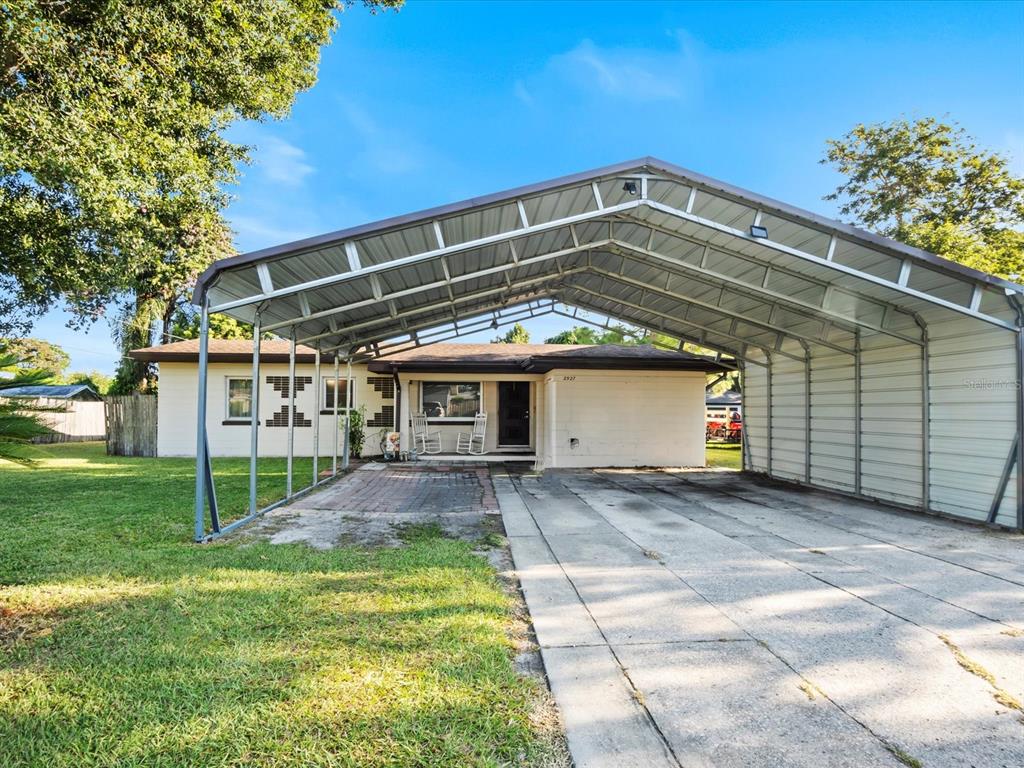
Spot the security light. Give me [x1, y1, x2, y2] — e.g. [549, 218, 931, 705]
[490, 318, 499, 329]
[750, 225, 769, 238]
[622, 180, 638, 196]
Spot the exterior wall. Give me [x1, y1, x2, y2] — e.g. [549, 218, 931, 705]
[769, 350, 809, 482]
[923, 310, 1019, 527]
[542, 369, 706, 468]
[742, 360, 769, 472]
[809, 347, 856, 493]
[156, 361, 383, 458]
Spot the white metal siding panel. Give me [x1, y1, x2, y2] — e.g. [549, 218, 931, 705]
[769, 356, 808, 481]
[925, 315, 1018, 524]
[743, 358, 769, 472]
[810, 348, 856, 492]
[859, 332, 924, 508]
[545, 370, 705, 468]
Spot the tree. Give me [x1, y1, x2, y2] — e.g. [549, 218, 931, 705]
[168, 308, 261, 341]
[65, 370, 113, 396]
[545, 323, 645, 345]
[0, 338, 69, 376]
[0, 348, 54, 465]
[822, 117, 1024, 282]
[1, 0, 402, 386]
[492, 322, 530, 344]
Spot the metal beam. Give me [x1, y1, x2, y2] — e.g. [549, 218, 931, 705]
[193, 299, 211, 542]
[286, 327, 296, 498]
[642, 198, 1014, 331]
[248, 314, 262, 516]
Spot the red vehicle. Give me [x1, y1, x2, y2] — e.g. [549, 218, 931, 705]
[706, 393, 742, 443]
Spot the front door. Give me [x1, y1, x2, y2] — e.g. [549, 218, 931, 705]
[498, 381, 531, 446]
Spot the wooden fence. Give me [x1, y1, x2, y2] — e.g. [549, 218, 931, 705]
[105, 395, 158, 457]
[27, 398, 107, 444]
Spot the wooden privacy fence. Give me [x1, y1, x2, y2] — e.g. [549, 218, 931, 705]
[105, 395, 158, 457]
[31, 398, 107, 443]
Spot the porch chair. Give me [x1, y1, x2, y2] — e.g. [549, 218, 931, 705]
[411, 412, 442, 455]
[456, 413, 488, 456]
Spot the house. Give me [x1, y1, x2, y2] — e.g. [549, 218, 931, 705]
[1, 384, 105, 442]
[130, 339, 729, 467]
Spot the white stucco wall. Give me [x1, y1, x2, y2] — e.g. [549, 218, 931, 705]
[158, 361, 706, 468]
[542, 369, 706, 468]
[156, 361, 383, 457]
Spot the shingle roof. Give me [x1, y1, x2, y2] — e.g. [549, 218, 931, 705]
[130, 338, 332, 364]
[368, 343, 731, 373]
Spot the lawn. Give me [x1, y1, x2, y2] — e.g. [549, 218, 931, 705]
[706, 442, 741, 470]
[0, 443, 561, 768]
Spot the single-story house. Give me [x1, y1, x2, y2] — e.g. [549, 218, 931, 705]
[130, 339, 729, 468]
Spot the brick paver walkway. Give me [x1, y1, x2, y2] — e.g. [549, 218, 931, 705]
[252, 461, 500, 548]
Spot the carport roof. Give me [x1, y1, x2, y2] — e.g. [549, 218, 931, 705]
[193, 157, 1023, 365]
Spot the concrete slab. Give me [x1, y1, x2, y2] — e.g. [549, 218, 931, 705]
[615, 641, 902, 768]
[540, 644, 677, 768]
[503, 467, 1024, 768]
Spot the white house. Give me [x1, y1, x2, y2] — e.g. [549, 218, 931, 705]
[130, 339, 729, 468]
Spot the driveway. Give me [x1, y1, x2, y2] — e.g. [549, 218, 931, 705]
[497, 467, 1024, 768]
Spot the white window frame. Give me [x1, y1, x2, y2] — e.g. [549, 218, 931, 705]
[321, 377, 355, 412]
[419, 380, 483, 422]
[224, 376, 253, 421]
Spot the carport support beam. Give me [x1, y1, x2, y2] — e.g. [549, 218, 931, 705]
[916, 317, 931, 510]
[249, 314, 262, 515]
[286, 327, 296, 498]
[332, 357, 340, 474]
[313, 348, 321, 486]
[804, 343, 812, 484]
[343, 359, 353, 469]
[193, 299, 211, 542]
[1014, 295, 1024, 530]
[854, 329, 862, 496]
[766, 354, 773, 476]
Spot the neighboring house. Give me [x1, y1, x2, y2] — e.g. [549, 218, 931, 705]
[131, 339, 729, 468]
[1, 384, 106, 443]
[706, 391, 741, 421]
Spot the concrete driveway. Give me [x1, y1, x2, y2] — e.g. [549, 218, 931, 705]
[496, 467, 1024, 768]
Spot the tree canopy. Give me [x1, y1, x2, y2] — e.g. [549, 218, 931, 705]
[1, 0, 401, 388]
[0, 338, 69, 376]
[822, 117, 1024, 282]
[492, 323, 530, 344]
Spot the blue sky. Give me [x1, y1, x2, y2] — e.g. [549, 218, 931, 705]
[34, 0, 1024, 374]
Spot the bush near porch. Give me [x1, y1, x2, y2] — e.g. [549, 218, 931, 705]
[0, 443, 561, 767]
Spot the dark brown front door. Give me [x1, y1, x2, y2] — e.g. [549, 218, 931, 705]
[498, 381, 530, 446]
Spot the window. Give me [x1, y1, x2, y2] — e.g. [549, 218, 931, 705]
[322, 378, 355, 411]
[420, 381, 482, 421]
[226, 377, 252, 420]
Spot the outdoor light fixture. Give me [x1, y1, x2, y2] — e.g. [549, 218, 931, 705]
[622, 180, 638, 195]
[750, 225, 769, 238]
[490, 317, 499, 329]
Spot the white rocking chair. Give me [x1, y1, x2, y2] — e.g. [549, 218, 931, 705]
[456, 413, 488, 455]
[411, 412, 442, 455]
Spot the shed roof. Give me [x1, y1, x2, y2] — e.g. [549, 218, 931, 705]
[191, 157, 1023, 367]
[366, 342, 730, 373]
[0, 384, 102, 400]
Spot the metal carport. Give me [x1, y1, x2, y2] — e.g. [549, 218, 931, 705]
[191, 157, 1024, 539]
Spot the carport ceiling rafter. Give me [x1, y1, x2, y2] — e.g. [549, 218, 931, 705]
[194, 157, 1023, 357]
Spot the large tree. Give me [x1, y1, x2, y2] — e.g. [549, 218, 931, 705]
[492, 322, 530, 344]
[1, 0, 400, 390]
[822, 117, 1024, 281]
[0, 338, 69, 376]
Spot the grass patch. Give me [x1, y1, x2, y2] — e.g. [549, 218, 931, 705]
[0, 443, 560, 767]
[937, 633, 1023, 712]
[706, 442, 741, 470]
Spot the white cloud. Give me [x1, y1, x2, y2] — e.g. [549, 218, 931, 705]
[254, 136, 315, 186]
[337, 98, 426, 175]
[538, 31, 702, 104]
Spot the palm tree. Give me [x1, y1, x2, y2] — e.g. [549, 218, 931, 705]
[0, 350, 55, 465]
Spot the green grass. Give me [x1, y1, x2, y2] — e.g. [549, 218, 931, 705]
[0, 443, 558, 767]
[706, 442, 742, 470]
